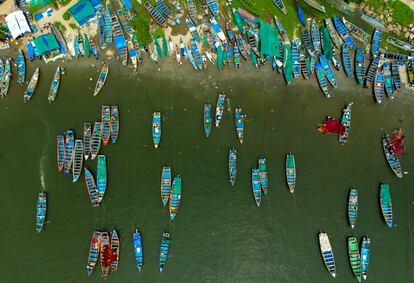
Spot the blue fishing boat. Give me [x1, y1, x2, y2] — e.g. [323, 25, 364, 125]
[110, 106, 119, 144]
[274, 16, 290, 44]
[64, 129, 75, 175]
[17, 50, 25, 84]
[91, 122, 102, 160]
[203, 103, 212, 138]
[341, 44, 353, 77]
[180, 37, 185, 58]
[83, 123, 91, 160]
[299, 47, 310, 79]
[27, 41, 35, 60]
[97, 155, 107, 203]
[292, 39, 301, 78]
[383, 62, 394, 98]
[361, 236, 370, 280]
[133, 230, 143, 271]
[185, 44, 197, 69]
[84, 168, 99, 207]
[235, 33, 248, 60]
[272, 0, 287, 14]
[285, 153, 296, 193]
[48, 66, 61, 103]
[210, 17, 227, 43]
[234, 45, 240, 68]
[251, 168, 261, 207]
[101, 106, 111, 145]
[324, 18, 341, 49]
[73, 36, 80, 57]
[159, 232, 171, 272]
[229, 147, 237, 186]
[186, 17, 200, 42]
[105, 8, 112, 44]
[348, 188, 358, 228]
[297, 4, 306, 27]
[319, 54, 337, 88]
[161, 166, 172, 206]
[391, 62, 401, 91]
[89, 37, 99, 60]
[57, 135, 65, 172]
[157, 0, 173, 19]
[382, 134, 403, 178]
[186, 0, 197, 24]
[355, 48, 365, 85]
[36, 192, 47, 233]
[309, 53, 316, 74]
[258, 156, 268, 195]
[152, 112, 161, 148]
[380, 182, 393, 227]
[234, 107, 244, 144]
[333, 16, 355, 49]
[206, 0, 219, 17]
[145, 1, 167, 27]
[111, 15, 128, 65]
[72, 139, 83, 183]
[24, 67, 40, 103]
[86, 230, 101, 275]
[374, 70, 384, 104]
[361, 14, 386, 30]
[339, 102, 353, 145]
[310, 18, 321, 54]
[365, 55, 380, 88]
[98, 12, 106, 49]
[169, 174, 181, 220]
[215, 93, 225, 127]
[319, 232, 336, 278]
[301, 28, 314, 54]
[315, 62, 330, 98]
[371, 29, 381, 57]
[225, 22, 235, 44]
[191, 39, 203, 69]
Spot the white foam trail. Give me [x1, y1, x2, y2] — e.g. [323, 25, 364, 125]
[40, 153, 46, 190]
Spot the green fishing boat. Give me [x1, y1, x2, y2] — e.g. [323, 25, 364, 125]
[154, 37, 163, 59]
[380, 182, 393, 228]
[217, 45, 223, 70]
[84, 34, 91, 57]
[320, 26, 333, 61]
[348, 237, 362, 282]
[283, 43, 292, 84]
[162, 35, 168, 58]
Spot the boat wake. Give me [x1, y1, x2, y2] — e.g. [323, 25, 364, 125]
[40, 154, 46, 190]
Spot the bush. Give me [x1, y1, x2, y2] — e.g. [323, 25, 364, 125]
[130, 14, 152, 45]
[53, 21, 66, 32]
[69, 23, 78, 30]
[153, 27, 164, 39]
[62, 11, 71, 21]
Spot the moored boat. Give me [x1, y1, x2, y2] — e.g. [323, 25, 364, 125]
[57, 135, 65, 172]
[303, 0, 326, 13]
[318, 232, 336, 278]
[374, 69, 384, 104]
[391, 62, 401, 91]
[272, 0, 287, 14]
[333, 16, 355, 48]
[64, 129, 75, 175]
[310, 18, 321, 54]
[386, 36, 414, 52]
[292, 39, 301, 78]
[365, 55, 380, 88]
[133, 229, 143, 271]
[286, 153, 296, 193]
[145, 1, 167, 27]
[383, 62, 394, 98]
[169, 174, 181, 220]
[319, 54, 337, 88]
[320, 26, 333, 61]
[152, 112, 161, 148]
[342, 17, 371, 43]
[102, 106, 111, 145]
[110, 106, 119, 143]
[348, 188, 358, 228]
[206, 0, 219, 16]
[348, 236, 362, 282]
[0, 59, 11, 97]
[47, 66, 61, 103]
[339, 102, 353, 145]
[341, 44, 353, 77]
[299, 47, 310, 79]
[228, 147, 237, 186]
[324, 18, 341, 49]
[128, 40, 138, 70]
[84, 168, 99, 207]
[161, 166, 172, 206]
[251, 168, 261, 207]
[93, 64, 109, 96]
[315, 62, 330, 98]
[382, 134, 402, 178]
[83, 123, 91, 161]
[36, 192, 47, 233]
[86, 230, 101, 275]
[371, 29, 382, 57]
[203, 103, 212, 138]
[361, 14, 387, 30]
[186, 0, 197, 24]
[258, 156, 268, 195]
[97, 155, 107, 203]
[283, 43, 293, 84]
[159, 232, 171, 272]
[100, 231, 111, 279]
[91, 122, 102, 160]
[301, 28, 314, 54]
[84, 34, 91, 57]
[234, 107, 244, 144]
[110, 230, 120, 271]
[215, 93, 225, 127]
[72, 139, 84, 183]
[17, 50, 25, 84]
[355, 48, 365, 85]
[361, 236, 370, 280]
[297, 4, 306, 27]
[380, 182, 393, 227]
[24, 67, 40, 102]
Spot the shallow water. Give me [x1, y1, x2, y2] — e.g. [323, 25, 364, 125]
[0, 58, 413, 282]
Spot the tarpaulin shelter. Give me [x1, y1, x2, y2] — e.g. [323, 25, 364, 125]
[259, 20, 280, 58]
[68, 0, 96, 26]
[33, 33, 59, 55]
[5, 10, 31, 39]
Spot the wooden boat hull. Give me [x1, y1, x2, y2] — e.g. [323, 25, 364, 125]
[339, 103, 353, 145]
[110, 230, 120, 271]
[57, 135, 65, 172]
[380, 182, 393, 227]
[229, 147, 237, 186]
[258, 157, 268, 195]
[161, 166, 172, 206]
[355, 48, 365, 85]
[159, 232, 171, 272]
[102, 106, 111, 145]
[348, 188, 358, 228]
[84, 168, 99, 207]
[152, 112, 162, 148]
[72, 139, 84, 182]
[286, 153, 296, 193]
[341, 44, 353, 78]
[169, 175, 181, 220]
[110, 106, 119, 143]
[319, 232, 336, 278]
[36, 192, 47, 233]
[97, 155, 107, 203]
[91, 122, 102, 160]
[215, 94, 225, 127]
[133, 230, 143, 271]
[348, 237, 362, 282]
[203, 104, 212, 138]
[251, 168, 261, 207]
[86, 231, 101, 276]
[361, 236, 370, 280]
[382, 135, 402, 178]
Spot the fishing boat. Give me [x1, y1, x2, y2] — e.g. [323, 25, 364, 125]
[361, 14, 386, 30]
[133, 229, 143, 271]
[128, 40, 138, 70]
[186, 18, 200, 42]
[168, 37, 174, 55]
[161, 166, 172, 206]
[84, 34, 91, 57]
[383, 62, 393, 98]
[246, 28, 259, 56]
[186, 0, 197, 24]
[225, 22, 235, 44]
[365, 55, 380, 88]
[24, 67, 40, 102]
[17, 50, 25, 84]
[228, 147, 237, 186]
[374, 69, 384, 104]
[341, 44, 353, 77]
[272, 0, 287, 14]
[72, 139, 83, 183]
[301, 28, 314, 54]
[145, 1, 167, 27]
[110, 106, 119, 143]
[98, 12, 106, 49]
[111, 14, 128, 65]
[64, 129, 75, 175]
[309, 53, 316, 74]
[157, 0, 173, 19]
[324, 18, 341, 49]
[320, 26, 333, 61]
[348, 188, 358, 228]
[159, 232, 171, 272]
[84, 168, 99, 207]
[258, 157, 268, 195]
[380, 182, 393, 227]
[232, 8, 245, 35]
[355, 48, 365, 85]
[391, 62, 401, 91]
[235, 33, 248, 60]
[339, 102, 353, 145]
[234, 45, 240, 68]
[348, 236, 362, 282]
[0, 59, 3, 83]
[210, 17, 227, 43]
[97, 155, 107, 203]
[105, 8, 112, 44]
[299, 47, 310, 79]
[47, 66, 60, 103]
[100, 231, 111, 279]
[73, 35, 80, 57]
[206, 0, 219, 16]
[86, 230, 101, 275]
[251, 168, 261, 207]
[320, 54, 337, 88]
[234, 107, 244, 144]
[191, 39, 203, 69]
[382, 134, 402, 178]
[303, 0, 325, 13]
[57, 135, 65, 172]
[371, 29, 381, 57]
[315, 62, 330, 98]
[342, 17, 370, 43]
[310, 18, 321, 54]
[285, 153, 296, 193]
[203, 103, 212, 138]
[36, 192, 47, 233]
[102, 106, 111, 145]
[361, 236, 370, 280]
[110, 230, 120, 271]
[333, 16, 355, 49]
[93, 64, 109, 96]
[152, 112, 162, 148]
[292, 39, 301, 78]
[91, 122, 102, 160]
[0, 59, 11, 98]
[331, 53, 340, 70]
[185, 45, 197, 69]
[318, 232, 336, 278]
[176, 44, 182, 65]
[283, 43, 293, 84]
[215, 93, 226, 127]
[169, 174, 181, 220]
[274, 16, 290, 44]
[386, 36, 414, 52]
[78, 33, 85, 56]
[297, 4, 306, 27]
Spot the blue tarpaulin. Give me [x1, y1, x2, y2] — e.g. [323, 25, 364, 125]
[122, 0, 132, 10]
[114, 35, 126, 49]
[68, 0, 96, 26]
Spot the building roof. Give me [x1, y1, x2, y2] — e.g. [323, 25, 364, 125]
[5, 10, 31, 39]
[33, 33, 60, 55]
[68, 0, 96, 26]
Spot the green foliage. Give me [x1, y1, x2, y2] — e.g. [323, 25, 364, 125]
[153, 27, 164, 39]
[62, 11, 71, 21]
[0, 26, 8, 41]
[130, 13, 152, 45]
[69, 23, 78, 30]
[58, 0, 72, 6]
[53, 21, 67, 32]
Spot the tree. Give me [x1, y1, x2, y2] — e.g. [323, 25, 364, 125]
[130, 15, 152, 45]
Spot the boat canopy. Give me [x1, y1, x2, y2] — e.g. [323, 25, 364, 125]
[33, 33, 60, 55]
[68, 0, 96, 26]
[5, 10, 31, 39]
[259, 20, 280, 57]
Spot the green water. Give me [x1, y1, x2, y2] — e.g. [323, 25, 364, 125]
[0, 60, 413, 282]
